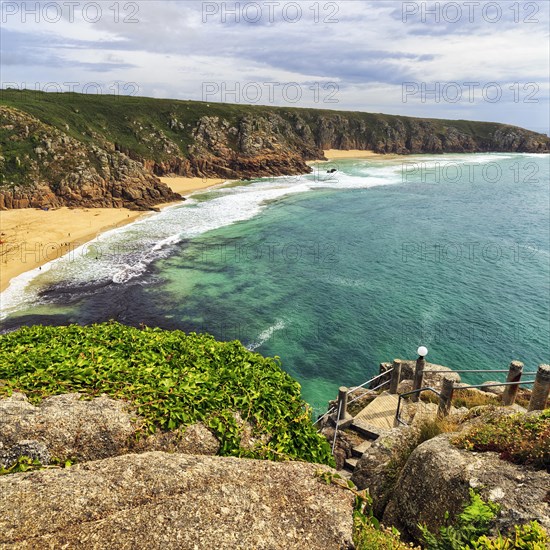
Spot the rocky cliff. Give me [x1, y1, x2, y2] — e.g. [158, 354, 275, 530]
[1, 90, 548, 210]
[0, 106, 181, 210]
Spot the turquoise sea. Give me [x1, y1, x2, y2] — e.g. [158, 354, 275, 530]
[1, 153, 548, 415]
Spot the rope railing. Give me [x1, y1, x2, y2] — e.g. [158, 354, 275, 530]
[347, 368, 393, 394]
[313, 405, 336, 427]
[331, 400, 344, 454]
[348, 378, 390, 406]
[456, 380, 536, 389]
[317, 360, 548, 454]
[427, 369, 539, 375]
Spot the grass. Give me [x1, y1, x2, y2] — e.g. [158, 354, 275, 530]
[418, 387, 528, 410]
[0, 322, 334, 466]
[451, 389, 500, 409]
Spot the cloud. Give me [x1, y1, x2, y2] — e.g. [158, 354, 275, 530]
[0, 0, 548, 133]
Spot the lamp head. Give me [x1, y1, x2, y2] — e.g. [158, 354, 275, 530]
[417, 346, 428, 358]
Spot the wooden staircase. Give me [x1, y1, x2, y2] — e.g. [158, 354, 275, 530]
[339, 391, 400, 474]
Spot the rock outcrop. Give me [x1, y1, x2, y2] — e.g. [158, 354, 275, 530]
[382, 435, 550, 542]
[0, 392, 220, 466]
[351, 427, 413, 517]
[0, 106, 181, 211]
[0, 451, 355, 549]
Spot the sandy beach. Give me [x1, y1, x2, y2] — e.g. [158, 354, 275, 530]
[158, 176, 226, 196]
[323, 149, 386, 160]
[0, 208, 143, 292]
[0, 177, 225, 293]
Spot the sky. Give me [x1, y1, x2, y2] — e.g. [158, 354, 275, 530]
[1, 0, 549, 134]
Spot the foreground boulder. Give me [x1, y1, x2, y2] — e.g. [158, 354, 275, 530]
[0, 393, 220, 466]
[0, 392, 137, 463]
[383, 435, 550, 542]
[0, 452, 354, 549]
[351, 427, 412, 517]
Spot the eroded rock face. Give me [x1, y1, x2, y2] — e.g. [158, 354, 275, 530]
[0, 106, 181, 210]
[382, 435, 550, 542]
[351, 427, 412, 517]
[0, 452, 355, 549]
[2, 101, 548, 211]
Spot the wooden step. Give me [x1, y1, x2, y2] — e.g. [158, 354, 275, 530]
[343, 457, 359, 472]
[350, 417, 384, 439]
[352, 439, 372, 458]
[353, 391, 399, 430]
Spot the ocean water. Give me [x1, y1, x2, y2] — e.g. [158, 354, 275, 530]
[1, 154, 549, 415]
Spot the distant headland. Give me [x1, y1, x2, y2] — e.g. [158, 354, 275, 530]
[1, 89, 548, 212]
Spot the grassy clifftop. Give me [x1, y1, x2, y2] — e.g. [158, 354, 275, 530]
[1, 89, 548, 209]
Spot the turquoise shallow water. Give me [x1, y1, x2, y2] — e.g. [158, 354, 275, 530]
[1, 154, 549, 414]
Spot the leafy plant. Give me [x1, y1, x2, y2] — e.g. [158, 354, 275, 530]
[0, 456, 43, 475]
[420, 490, 548, 550]
[472, 522, 548, 549]
[0, 322, 334, 465]
[420, 489, 500, 550]
[0, 455, 75, 476]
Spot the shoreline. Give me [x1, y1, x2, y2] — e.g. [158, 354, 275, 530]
[0, 155, 411, 294]
[0, 177, 224, 293]
[322, 149, 386, 160]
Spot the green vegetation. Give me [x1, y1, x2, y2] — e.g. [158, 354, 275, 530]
[420, 489, 548, 550]
[420, 388, 501, 409]
[0, 455, 43, 475]
[354, 513, 417, 550]
[453, 410, 550, 471]
[0, 322, 334, 465]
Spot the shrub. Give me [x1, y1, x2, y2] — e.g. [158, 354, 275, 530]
[453, 410, 550, 471]
[0, 323, 334, 465]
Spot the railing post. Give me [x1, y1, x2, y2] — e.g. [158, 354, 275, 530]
[528, 364, 550, 412]
[411, 355, 426, 402]
[389, 359, 402, 394]
[501, 361, 523, 406]
[337, 386, 349, 421]
[438, 377, 454, 417]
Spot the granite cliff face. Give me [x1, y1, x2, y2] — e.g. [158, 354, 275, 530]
[1, 91, 548, 210]
[0, 106, 181, 210]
